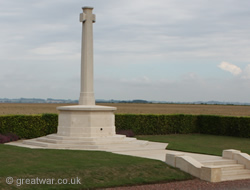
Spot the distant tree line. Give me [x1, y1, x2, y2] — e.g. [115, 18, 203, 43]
[0, 98, 249, 105]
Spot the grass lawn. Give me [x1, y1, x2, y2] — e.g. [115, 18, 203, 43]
[0, 144, 192, 190]
[137, 134, 250, 156]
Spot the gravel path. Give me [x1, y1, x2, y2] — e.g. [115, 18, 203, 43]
[102, 179, 250, 190]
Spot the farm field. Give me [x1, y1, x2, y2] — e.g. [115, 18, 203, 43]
[0, 103, 250, 116]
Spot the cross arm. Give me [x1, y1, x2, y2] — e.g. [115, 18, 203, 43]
[79, 13, 96, 23]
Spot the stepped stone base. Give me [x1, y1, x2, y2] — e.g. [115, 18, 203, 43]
[165, 149, 250, 182]
[7, 134, 168, 151]
[7, 105, 168, 151]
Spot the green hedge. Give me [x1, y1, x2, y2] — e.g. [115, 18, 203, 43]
[115, 114, 197, 135]
[0, 114, 58, 139]
[0, 114, 249, 139]
[116, 114, 250, 138]
[196, 115, 250, 138]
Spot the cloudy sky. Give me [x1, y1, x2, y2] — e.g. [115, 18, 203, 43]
[1, 0, 250, 102]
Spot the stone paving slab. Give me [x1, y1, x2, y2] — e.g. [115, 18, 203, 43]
[111, 149, 221, 162]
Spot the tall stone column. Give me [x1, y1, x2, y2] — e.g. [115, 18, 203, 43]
[54, 6, 116, 138]
[79, 7, 96, 105]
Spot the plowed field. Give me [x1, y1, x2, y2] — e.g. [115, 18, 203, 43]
[1, 103, 250, 116]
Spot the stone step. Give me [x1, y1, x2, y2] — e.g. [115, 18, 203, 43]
[46, 134, 127, 141]
[23, 140, 50, 147]
[22, 138, 160, 151]
[23, 140, 98, 149]
[222, 169, 250, 175]
[200, 160, 250, 182]
[164, 149, 250, 182]
[6, 141, 42, 149]
[221, 173, 250, 181]
[9, 139, 167, 152]
[23, 139, 125, 149]
[201, 159, 237, 166]
[9, 132, 168, 151]
[35, 136, 138, 145]
[220, 164, 245, 171]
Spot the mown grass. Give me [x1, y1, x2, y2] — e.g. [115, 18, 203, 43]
[0, 144, 192, 190]
[137, 134, 250, 156]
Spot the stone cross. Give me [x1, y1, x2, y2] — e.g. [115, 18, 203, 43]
[79, 7, 96, 105]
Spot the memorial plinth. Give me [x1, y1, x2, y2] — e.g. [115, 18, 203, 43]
[57, 105, 116, 137]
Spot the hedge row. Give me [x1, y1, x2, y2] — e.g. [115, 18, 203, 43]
[115, 114, 197, 135]
[0, 114, 58, 139]
[116, 114, 250, 138]
[0, 114, 249, 139]
[196, 115, 250, 138]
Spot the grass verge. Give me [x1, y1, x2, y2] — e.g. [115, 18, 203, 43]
[137, 134, 250, 156]
[0, 144, 192, 190]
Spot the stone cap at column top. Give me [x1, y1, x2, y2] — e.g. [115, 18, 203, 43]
[82, 6, 94, 10]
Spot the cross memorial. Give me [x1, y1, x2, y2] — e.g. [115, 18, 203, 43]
[8, 6, 167, 152]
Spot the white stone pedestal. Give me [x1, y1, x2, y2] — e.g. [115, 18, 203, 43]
[7, 105, 167, 151]
[57, 105, 116, 137]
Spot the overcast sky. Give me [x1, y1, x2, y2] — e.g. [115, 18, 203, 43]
[1, 0, 250, 102]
